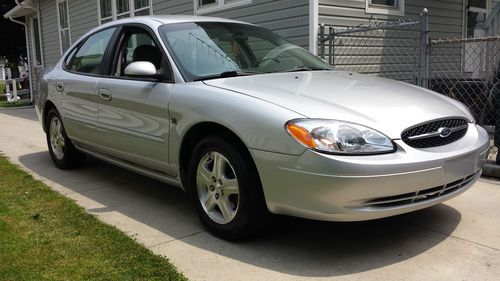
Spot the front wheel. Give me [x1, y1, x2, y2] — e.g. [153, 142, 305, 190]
[188, 136, 268, 240]
[46, 109, 86, 169]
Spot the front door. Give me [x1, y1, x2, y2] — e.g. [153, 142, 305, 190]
[95, 27, 173, 174]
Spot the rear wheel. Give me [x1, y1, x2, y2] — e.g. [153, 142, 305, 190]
[46, 109, 86, 169]
[188, 135, 268, 240]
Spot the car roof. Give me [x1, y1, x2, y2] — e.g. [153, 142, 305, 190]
[98, 15, 251, 29]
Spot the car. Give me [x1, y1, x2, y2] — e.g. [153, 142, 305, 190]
[36, 15, 490, 240]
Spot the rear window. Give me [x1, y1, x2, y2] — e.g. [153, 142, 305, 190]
[66, 27, 116, 74]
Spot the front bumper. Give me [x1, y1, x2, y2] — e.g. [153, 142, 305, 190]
[251, 124, 490, 221]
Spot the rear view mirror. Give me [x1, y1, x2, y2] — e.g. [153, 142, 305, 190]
[124, 61, 157, 77]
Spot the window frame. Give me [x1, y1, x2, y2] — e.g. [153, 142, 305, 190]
[365, 0, 405, 16]
[31, 16, 44, 67]
[97, 0, 153, 25]
[465, 0, 489, 38]
[63, 26, 120, 77]
[105, 24, 174, 83]
[56, 0, 72, 55]
[194, 0, 252, 15]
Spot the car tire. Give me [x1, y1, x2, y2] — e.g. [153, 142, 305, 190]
[188, 135, 268, 241]
[46, 109, 86, 169]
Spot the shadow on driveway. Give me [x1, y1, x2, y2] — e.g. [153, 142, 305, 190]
[18, 151, 461, 277]
[0, 107, 38, 122]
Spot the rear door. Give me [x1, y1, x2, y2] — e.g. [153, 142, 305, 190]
[95, 25, 174, 174]
[59, 27, 118, 146]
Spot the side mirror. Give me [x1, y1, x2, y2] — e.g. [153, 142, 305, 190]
[124, 61, 157, 78]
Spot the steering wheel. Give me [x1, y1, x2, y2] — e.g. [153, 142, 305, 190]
[258, 57, 280, 66]
[257, 44, 302, 68]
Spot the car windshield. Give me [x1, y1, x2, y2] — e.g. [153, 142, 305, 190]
[159, 22, 332, 81]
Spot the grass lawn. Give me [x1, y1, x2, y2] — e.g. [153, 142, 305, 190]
[0, 155, 187, 281]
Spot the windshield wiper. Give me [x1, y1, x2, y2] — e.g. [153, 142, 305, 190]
[278, 66, 333, 73]
[194, 71, 258, 81]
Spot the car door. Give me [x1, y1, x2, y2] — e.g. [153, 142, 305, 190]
[59, 27, 118, 146]
[95, 26, 174, 174]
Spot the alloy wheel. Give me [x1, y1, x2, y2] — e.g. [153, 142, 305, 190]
[49, 117, 65, 160]
[196, 151, 240, 224]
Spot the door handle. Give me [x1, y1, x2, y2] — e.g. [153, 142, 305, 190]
[55, 82, 64, 92]
[98, 89, 112, 101]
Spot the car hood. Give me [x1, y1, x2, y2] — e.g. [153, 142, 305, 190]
[203, 71, 474, 139]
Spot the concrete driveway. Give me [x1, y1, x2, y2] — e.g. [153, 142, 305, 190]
[1, 107, 499, 281]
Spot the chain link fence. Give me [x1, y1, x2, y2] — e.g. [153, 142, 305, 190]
[429, 36, 500, 162]
[318, 18, 423, 84]
[318, 10, 500, 166]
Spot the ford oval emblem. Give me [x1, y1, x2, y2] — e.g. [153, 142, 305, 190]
[438, 127, 452, 138]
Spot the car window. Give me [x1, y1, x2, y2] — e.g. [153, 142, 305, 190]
[159, 22, 332, 81]
[114, 29, 162, 77]
[67, 27, 116, 74]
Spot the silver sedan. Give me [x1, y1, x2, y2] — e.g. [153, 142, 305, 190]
[36, 16, 490, 240]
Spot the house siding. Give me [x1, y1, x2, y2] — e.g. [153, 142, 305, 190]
[34, 0, 310, 68]
[152, 0, 310, 49]
[319, 0, 464, 38]
[153, 0, 194, 15]
[197, 0, 309, 48]
[37, 0, 100, 68]
[39, 0, 60, 67]
[317, 0, 466, 82]
[69, 0, 99, 41]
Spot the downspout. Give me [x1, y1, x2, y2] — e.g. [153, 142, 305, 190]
[8, 16, 33, 104]
[8, 0, 39, 103]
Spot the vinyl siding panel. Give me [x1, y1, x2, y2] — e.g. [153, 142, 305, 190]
[152, 0, 309, 48]
[153, 0, 194, 14]
[39, 0, 60, 67]
[69, 0, 99, 41]
[319, 0, 464, 37]
[200, 0, 309, 48]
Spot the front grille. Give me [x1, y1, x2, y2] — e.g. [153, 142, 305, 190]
[360, 170, 480, 208]
[401, 118, 468, 148]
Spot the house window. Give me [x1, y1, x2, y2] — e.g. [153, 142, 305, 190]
[365, 0, 405, 16]
[98, 0, 152, 24]
[57, 0, 71, 54]
[466, 0, 487, 37]
[32, 17, 43, 66]
[194, 0, 252, 14]
[134, 0, 151, 16]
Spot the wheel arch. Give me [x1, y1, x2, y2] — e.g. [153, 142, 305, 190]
[178, 122, 260, 191]
[42, 100, 58, 133]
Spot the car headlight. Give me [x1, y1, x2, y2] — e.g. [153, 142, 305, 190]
[286, 119, 395, 155]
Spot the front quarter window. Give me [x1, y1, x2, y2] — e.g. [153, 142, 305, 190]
[159, 22, 331, 81]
